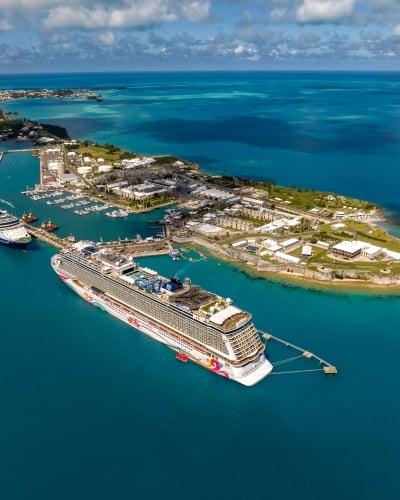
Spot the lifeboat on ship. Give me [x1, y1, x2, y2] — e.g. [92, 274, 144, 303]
[176, 352, 189, 363]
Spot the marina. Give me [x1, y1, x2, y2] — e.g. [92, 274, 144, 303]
[23, 188, 115, 217]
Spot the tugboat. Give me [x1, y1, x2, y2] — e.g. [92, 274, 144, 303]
[21, 212, 38, 223]
[41, 220, 59, 232]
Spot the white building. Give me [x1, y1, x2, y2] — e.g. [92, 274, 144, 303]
[362, 244, 382, 260]
[274, 251, 301, 264]
[302, 245, 313, 257]
[332, 240, 366, 259]
[281, 238, 300, 251]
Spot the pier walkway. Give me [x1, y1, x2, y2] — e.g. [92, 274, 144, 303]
[260, 331, 338, 375]
[25, 224, 69, 250]
[25, 223, 172, 258]
[2, 148, 37, 153]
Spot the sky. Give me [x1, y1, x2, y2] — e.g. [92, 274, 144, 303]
[1, 0, 400, 73]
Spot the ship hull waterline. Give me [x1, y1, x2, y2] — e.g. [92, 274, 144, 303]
[51, 262, 273, 386]
[0, 236, 31, 249]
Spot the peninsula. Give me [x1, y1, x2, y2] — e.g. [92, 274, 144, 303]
[17, 136, 399, 293]
[2, 104, 398, 292]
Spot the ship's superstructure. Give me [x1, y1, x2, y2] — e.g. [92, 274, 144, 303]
[51, 241, 273, 385]
[0, 210, 32, 249]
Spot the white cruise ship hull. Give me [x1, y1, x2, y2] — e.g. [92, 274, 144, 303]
[52, 262, 273, 386]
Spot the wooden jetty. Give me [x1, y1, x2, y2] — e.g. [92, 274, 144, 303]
[260, 331, 338, 375]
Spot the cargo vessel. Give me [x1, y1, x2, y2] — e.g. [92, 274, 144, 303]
[0, 210, 32, 249]
[51, 241, 273, 386]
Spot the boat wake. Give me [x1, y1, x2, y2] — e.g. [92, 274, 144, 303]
[0, 198, 15, 209]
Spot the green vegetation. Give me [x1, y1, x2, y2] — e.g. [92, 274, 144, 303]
[251, 181, 375, 214]
[65, 141, 126, 162]
[0, 108, 69, 140]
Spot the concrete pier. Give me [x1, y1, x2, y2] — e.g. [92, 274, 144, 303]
[25, 223, 172, 258]
[25, 224, 68, 250]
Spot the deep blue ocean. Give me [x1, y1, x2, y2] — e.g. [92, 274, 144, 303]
[1, 72, 400, 500]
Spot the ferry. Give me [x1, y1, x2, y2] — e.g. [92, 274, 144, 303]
[0, 210, 32, 249]
[51, 241, 273, 386]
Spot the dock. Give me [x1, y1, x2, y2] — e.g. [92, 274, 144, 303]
[260, 331, 338, 375]
[25, 223, 172, 258]
[25, 224, 68, 250]
[2, 148, 37, 153]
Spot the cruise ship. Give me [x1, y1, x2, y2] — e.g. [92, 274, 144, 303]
[51, 241, 273, 386]
[0, 210, 32, 249]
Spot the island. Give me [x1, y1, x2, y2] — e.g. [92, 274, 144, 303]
[3, 106, 400, 292]
[0, 88, 102, 102]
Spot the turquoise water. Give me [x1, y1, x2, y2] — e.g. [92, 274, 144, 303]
[1, 73, 400, 500]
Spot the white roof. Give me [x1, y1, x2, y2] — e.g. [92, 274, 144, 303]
[232, 240, 248, 247]
[362, 245, 381, 256]
[275, 251, 301, 264]
[302, 245, 313, 256]
[332, 240, 366, 253]
[285, 219, 301, 227]
[383, 249, 400, 260]
[281, 238, 299, 248]
[269, 244, 282, 252]
[262, 239, 277, 247]
[209, 305, 242, 325]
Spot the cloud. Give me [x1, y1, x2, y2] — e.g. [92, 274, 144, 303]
[393, 25, 400, 36]
[97, 31, 117, 46]
[181, 1, 211, 22]
[42, 1, 210, 30]
[296, 0, 356, 24]
[269, 9, 286, 23]
[0, 20, 14, 31]
[0, 0, 83, 8]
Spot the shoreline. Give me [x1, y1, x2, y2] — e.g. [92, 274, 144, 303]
[5, 139, 400, 296]
[190, 242, 400, 296]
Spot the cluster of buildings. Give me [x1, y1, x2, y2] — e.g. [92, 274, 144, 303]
[331, 240, 400, 261]
[107, 180, 172, 202]
[230, 237, 305, 265]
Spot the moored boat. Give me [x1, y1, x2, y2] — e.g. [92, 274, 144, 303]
[21, 212, 38, 223]
[0, 210, 32, 249]
[176, 352, 189, 362]
[41, 220, 59, 232]
[51, 241, 273, 386]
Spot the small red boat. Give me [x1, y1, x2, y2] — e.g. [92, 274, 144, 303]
[176, 352, 189, 362]
[41, 220, 59, 232]
[22, 212, 38, 223]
